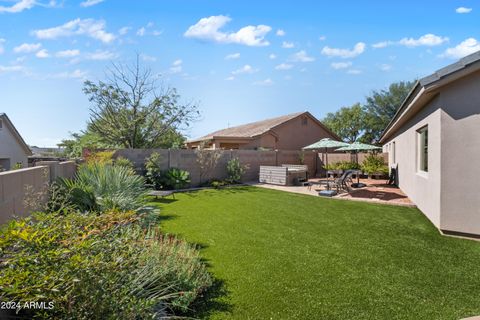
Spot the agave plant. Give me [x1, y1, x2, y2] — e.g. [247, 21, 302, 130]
[62, 163, 147, 212]
[162, 168, 191, 190]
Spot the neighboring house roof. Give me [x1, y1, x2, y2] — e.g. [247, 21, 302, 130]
[187, 111, 340, 143]
[379, 50, 480, 143]
[0, 113, 32, 155]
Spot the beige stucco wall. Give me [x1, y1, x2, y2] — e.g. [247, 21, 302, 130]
[0, 120, 29, 170]
[384, 98, 442, 227]
[438, 71, 480, 235]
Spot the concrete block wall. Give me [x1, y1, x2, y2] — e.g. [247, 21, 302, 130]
[0, 161, 77, 224]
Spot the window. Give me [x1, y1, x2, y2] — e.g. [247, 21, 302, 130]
[417, 126, 428, 172]
[301, 117, 308, 126]
[0, 119, 2, 130]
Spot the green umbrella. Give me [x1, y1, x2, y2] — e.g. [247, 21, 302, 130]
[335, 141, 382, 152]
[303, 138, 350, 176]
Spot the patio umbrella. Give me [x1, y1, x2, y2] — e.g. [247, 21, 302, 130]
[303, 138, 350, 176]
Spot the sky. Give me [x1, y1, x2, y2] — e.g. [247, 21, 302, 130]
[0, 0, 479, 147]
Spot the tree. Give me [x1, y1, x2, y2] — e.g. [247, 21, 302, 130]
[59, 131, 110, 158]
[322, 103, 366, 143]
[361, 80, 416, 143]
[83, 55, 199, 149]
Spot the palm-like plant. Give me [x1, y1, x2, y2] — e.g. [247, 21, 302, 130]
[62, 163, 147, 212]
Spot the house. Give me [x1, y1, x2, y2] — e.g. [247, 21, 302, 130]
[380, 51, 480, 238]
[0, 113, 31, 170]
[186, 111, 340, 150]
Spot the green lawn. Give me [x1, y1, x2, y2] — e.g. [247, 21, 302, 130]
[152, 186, 480, 320]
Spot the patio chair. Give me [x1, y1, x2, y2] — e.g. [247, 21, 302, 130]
[324, 170, 354, 192]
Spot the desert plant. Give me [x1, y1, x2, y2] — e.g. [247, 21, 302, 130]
[0, 211, 212, 319]
[325, 161, 360, 171]
[226, 157, 246, 184]
[145, 152, 163, 190]
[61, 163, 147, 212]
[86, 150, 115, 165]
[161, 168, 191, 190]
[114, 156, 135, 170]
[195, 142, 222, 184]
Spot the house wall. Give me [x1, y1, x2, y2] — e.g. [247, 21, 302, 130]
[438, 70, 480, 235]
[0, 119, 29, 170]
[383, 99, 442, 227]
[273, 114, 337, 150]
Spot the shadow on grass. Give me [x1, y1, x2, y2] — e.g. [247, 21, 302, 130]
[148, 197, 178, 204]
[181, 278, 233, 319]
[181, 185, 256, 198]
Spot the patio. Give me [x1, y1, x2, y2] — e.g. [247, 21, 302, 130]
[253, 177, 414, 207]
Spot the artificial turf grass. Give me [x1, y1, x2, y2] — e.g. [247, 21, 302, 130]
[152, 186, 480, 320]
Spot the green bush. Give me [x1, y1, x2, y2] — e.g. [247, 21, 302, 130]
[145, 152, 163, 190]
[361, 154, 389, 175]
[61, 163, 147, 212]
[161, 168, 191, 190]
[114, 156, 135, 170]
[324, 161, 360, 171]
[226, 157, 246, 183]
[0, 211, 212, 319]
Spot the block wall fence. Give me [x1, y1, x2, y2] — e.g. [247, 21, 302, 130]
[0, 161, 77, 224]
[114, 149, 388, 186]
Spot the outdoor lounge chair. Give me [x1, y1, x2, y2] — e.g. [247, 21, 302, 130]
[323, 170, 354, 192]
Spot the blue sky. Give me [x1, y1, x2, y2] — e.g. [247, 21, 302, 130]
[0, 0, 479, 146]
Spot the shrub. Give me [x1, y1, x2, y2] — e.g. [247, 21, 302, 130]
[114, 156, 135, 170]
[145, 152, 163, 190]
[361, 154, 389, 175]
[161, 168, 191, 190]
[210, 180, 228, 189]
[61, 163, 147, 212]
[226, 157, 246, 183]
[86, 150, 115, 165]
[0, 211, 212, 319]
[325, 161, 360, 171]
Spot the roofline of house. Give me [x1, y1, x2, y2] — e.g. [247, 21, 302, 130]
[0, 113, 32, 155]
[379, 50, 480, 144]
[186, 111, 341, 144]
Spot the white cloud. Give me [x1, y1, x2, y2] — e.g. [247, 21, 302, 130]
[36, 49, 50, 58]
[232, 64, 258, 75]
[225, 52, 240, 60]
[441, 38, 480, 59]
[80, 0, 104, 7]
[184, 15, 272, 46]
[281, 41, 294, 49]
[379, 63, 392, 71]
[55, 49, 80, 58]
[118, 26, 131, 35]
[225, 76, 235, 81]
[398, 34, 448, 47]
[456, 7, 472, 14]
[276, 29, 285, 36]
[87, 50, 116, 60]
[290, 50, 315, 62]
[253, 78, 273, 86]
[347, 69, 362, 75]
[13, 42, 41, 53]
[0, 39, 5, 54]
[51, 69, 88, 79]
[170, 59, 183, 73]
[372, 41, 393, 49]
[269, 53, 276, 59]
[331, 61, 352, 69]
[0, 0, 35, 13]
[140, 54, 156, 62]
[136, 27, 146, 36]
[275, 63, 293, 70]
[321, 42, 366, 58]
[0, 65, 24, 73]
[33, 18, 116, 44]
[319, 35, 326, 41]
